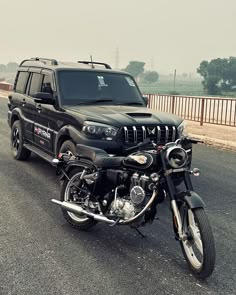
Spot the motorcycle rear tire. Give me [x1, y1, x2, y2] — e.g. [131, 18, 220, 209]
[60, 168, 97, 230]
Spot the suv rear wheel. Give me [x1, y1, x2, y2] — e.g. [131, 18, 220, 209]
[11, 120, 31, 160]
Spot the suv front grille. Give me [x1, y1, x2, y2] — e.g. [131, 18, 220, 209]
[122, 125, 177, 144]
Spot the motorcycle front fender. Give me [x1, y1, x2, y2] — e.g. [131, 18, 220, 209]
[177, 191, 206, 209]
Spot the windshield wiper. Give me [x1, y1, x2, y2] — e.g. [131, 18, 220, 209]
[75, 99, 113, 105]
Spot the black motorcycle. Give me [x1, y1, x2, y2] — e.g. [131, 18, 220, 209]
[52, 137, 216, 279]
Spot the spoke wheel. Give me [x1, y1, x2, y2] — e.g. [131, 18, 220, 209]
[60, 168, 97, 230]
[180, 207, 216, 279]
[64, 172, 90, 222]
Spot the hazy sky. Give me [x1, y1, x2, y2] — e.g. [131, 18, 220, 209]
[0, 0, 236, 74]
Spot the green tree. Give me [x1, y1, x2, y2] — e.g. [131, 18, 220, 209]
[123, 61, 145, 78]
[197, 57, 236, 95]
[143, 71, 159, 83]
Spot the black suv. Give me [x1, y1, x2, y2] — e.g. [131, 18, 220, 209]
[8, 57, 188, 162]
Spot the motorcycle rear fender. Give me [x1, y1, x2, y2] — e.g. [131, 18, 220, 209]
[177, 191, 206, 209]
[58, 161, 94, 180]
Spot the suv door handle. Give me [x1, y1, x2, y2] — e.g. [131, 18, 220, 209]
[36, 104, 42, 112]
[21, 99, 26, 106]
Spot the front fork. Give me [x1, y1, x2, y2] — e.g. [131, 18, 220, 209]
[160, 150, 194, 241]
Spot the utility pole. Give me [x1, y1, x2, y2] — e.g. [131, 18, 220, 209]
[173, 69, 176, 92]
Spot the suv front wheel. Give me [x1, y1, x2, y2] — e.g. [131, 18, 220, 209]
[59, 140, 76, 156]
[11, 120, 31, 160]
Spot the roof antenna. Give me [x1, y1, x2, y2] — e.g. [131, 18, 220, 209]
[90, 55, 95, 68]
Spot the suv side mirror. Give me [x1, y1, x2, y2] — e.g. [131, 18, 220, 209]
[33, 92, 54, 104]
[143, 96, 149, 106]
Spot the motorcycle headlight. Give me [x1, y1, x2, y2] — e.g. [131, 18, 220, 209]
[165, 146, 188, 168]
[82, 121, 119, 141]
[177, 120, 188, 138]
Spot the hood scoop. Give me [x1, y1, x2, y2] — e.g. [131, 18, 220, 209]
[126, 112, 152, 117]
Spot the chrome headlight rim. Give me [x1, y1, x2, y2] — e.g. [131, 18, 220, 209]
[165, 145, 188, 169]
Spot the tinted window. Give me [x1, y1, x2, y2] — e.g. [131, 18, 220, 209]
[15, 72, 30, 94]
[42, 74, 53, 94]
[58, 71, 144, 106]
[29, 73, 43, 96]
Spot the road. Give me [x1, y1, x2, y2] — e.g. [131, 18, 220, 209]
[0, 96, 236, 295]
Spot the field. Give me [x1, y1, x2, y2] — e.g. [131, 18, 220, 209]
[138, 75, 205, 96]
[138, 75, 236, 98]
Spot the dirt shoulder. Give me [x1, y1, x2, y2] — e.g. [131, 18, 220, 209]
[186, 120, 236, 152]
[0, 89, 10, 98]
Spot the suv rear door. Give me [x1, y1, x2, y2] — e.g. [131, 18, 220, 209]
[13, 69, 35, 141]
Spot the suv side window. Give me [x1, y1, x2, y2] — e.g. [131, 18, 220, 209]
[29, 73, 43, 97]
[42, 74, 53, 94]
[15, 72, 30, 94]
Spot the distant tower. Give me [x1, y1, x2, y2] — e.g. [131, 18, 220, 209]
[115, 48, 120, 70]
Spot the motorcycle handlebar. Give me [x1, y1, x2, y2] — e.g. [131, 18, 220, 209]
[124, 138, 152, 153]
[180, 137, 203, 145]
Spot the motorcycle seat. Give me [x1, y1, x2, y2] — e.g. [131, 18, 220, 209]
[76, 144, 124, 168]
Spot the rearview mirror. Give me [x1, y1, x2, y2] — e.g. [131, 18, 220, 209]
[33, 92, 54, 104]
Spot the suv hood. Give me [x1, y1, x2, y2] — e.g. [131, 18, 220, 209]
[65, 105, 182, 127]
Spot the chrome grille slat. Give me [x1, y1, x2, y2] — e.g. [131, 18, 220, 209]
[142, 126, 146, 141]
[165, 126, 169, 143]
[172, 126, 176, 142]
[157, 126, 161, 143]
[133, 126, 137, 143]
[124, 126, 128, 143]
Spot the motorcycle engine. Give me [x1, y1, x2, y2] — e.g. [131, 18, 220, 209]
[110, 173, 151, 220]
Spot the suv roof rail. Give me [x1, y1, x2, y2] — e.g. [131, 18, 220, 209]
[77, 60, 112, 69]
[20, 57, 58, 66]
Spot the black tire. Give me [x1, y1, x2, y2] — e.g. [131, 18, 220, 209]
[60, 168, 97, 230]
[59, 140, 76, 156]
[11, 120, 31, 160]
[180, 207, 216, 279]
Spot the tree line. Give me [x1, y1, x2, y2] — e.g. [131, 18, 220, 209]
[0, 62, 19, 73]
[122, 61, 159, 83]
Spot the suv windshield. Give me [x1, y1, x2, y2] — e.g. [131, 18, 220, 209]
[58, 71, 144, 106]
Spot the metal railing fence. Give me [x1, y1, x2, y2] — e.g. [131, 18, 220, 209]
[147, 94, 236, 127]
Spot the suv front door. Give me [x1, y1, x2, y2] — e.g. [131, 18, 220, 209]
[29, 70, 58, 154]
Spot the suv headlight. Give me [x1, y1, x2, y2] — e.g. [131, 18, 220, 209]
[177, 120, 188, 138]
[82, 121, 119, 141]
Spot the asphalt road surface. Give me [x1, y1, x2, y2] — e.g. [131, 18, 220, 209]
[0, 97, 236, 295]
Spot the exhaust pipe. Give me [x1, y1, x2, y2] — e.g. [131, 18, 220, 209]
[51, 190, 157, 226]
[51, 199, 116, 225]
